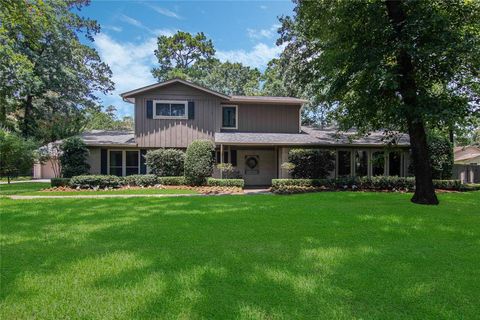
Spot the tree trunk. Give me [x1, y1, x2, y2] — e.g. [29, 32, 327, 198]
[385, 0, 438, 205]
[22, 95, 33, 138]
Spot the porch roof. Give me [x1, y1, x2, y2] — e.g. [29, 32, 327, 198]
[80, 130, 136, 147]
[215, 126, 410, 147]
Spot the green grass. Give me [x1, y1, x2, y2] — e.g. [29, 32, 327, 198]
[0, 182, 197, 196]
[0, 182, 51, 195]
[1, 192, 480, 319]
[23, 188, 198, 196]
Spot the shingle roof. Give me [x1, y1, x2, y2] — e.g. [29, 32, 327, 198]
[215, 126, 410, 147]
[80, 130, 136, 146]
[120, 78, 306, 105]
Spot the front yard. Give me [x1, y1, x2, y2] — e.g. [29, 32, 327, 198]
[1, 191, 479, 319]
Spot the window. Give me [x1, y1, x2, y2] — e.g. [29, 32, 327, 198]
[372, 151, 385, 176]
[153, 100, 188, 119]
[389, 151, 402, 176]
[355, 150, 368, 177]
[126, 151, 140, 176]
[108, 150, 139, 176]
[337, 150, 352, 177]
[222, 105, 237, 129]
[109, 151, 123, 176]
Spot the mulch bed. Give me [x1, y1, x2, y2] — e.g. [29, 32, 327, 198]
[40, 185, 244, 195]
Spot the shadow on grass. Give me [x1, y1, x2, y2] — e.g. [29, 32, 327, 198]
[1, 192, 480, 319]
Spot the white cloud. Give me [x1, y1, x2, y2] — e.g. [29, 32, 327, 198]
[148, 4, 182, 19]
[247, 24, 280, 40]
[93, 32, 172, 116]
[260, 5, 267, 10]
[104, 25, 122, 32]
[119, 14, 143, 28]
[216, 43, 285, 69]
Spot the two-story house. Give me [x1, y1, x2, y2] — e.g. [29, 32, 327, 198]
[34, 78, 411, 186]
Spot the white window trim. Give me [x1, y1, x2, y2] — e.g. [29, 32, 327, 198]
[107, 149, 140, 177]
[153, 100, 188, 120]
[221, 105, 238, 129]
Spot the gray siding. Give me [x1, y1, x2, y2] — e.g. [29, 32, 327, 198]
[134, 83, 224, 148]
[133, 82, 301, 148]
[234, 104, 300, 133]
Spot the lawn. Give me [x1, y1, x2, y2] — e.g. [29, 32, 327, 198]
[0, 182, 197, 196]
[1, 192, 479, 319]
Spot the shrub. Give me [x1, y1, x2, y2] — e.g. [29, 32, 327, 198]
[157, 176, 187, 185]
[271, 177, 463, 194]
[207, 178, 244, 188]
[123, 174, 158, 186]
[428, 133, 454, 179]
[51, 178, 71, 187]
[69, 175, 122, 189]
[60, 137, 90, 178]
[216, 163, 241, 179]
[145, 149, 185, 176]
[184, 140, 215, 185]
[0, 129, 37, 183]
[288, 149, 335, 179]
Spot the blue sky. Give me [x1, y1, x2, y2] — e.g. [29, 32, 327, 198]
[79, 0, 295, 117]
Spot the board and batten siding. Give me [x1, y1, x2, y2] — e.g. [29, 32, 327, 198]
[134, 83, 224, 148]
[132, 82, 301, 148]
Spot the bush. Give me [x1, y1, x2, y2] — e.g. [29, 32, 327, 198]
[184, 140, 215, 185]
[123, 174, 158, 186]
[157, 176, 187, 185]
[60, 137, 90, 178]
[216, 163, 242, 179]
[271, 177, 463, 194]
[51, 178, 71, 187]
[288, 149, 335, 179]
[207, 178, 244, 188]
[69, 175, 122, 189]
[145, 149, 185, 176]
[0, 129, 37, 183]
[428, 132, 454, 179]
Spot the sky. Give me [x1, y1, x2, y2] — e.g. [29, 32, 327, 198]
[78, 0, 295, 118]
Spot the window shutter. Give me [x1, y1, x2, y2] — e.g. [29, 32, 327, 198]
[101, 149, 108, 174]
[146, 100, 153, 119]
[140, 149, 147, 174]
[188, 101, 195, 120]
[231, 150, 237, 166]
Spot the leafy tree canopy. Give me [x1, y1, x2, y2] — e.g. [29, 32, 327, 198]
[0, 0, 114, 143]
[278, 0, 480, 204]
[84, 105, 134, 131]
[0, 128, 37, 183]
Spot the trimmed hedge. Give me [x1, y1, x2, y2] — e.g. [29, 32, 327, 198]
[51, 178, 71, 187]
[157, 176, 187, 186]
[207, 178, 244, 188]
[184, 140, 215, 185]
[123, 174, 158, 187]
[145, 149, 185, 176]
[271, 177, 465, 194]
[69, 175, 123, 189]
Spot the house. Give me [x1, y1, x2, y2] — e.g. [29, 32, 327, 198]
[452, 146, 480, 183]
[34, 78, 412, 186]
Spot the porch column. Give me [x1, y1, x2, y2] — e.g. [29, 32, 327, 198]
[220, 144, 224, 179]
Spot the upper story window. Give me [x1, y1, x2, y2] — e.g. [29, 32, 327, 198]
[153, 100, 188, 119]
[222, 105, 238, 129]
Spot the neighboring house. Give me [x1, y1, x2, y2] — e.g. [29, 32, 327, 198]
[453, 146, 480, 183]
[34, 78, 412, 186]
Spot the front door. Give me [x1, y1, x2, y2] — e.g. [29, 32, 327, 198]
[237, 149, 275, 186]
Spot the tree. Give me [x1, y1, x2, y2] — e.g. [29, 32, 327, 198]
[184, 140, 215, 185]
[151, 31, 215, 81]
[427, 132, 454, 180]
[0, 128, 36, 183]
[279, 0, 480, 204]
[60, 137, 90, 178]
[195, 59, 261, 95]
[0, 0, 114, 143]
[84, 105, 134, 131]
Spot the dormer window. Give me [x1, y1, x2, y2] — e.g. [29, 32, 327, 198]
[222, 105, 238, 129]
[153, 100, 188, 119]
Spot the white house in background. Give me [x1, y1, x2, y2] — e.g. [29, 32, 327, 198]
[453, 146, 480, 183]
